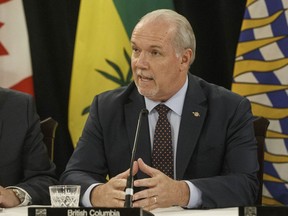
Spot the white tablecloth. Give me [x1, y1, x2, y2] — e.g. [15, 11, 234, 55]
[153, 206, 238, 216]
[0, 206, 239, 216]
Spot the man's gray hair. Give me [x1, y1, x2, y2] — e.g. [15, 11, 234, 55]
[139, 9, 196, 64]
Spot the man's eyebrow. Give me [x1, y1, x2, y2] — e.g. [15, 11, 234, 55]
[130, 41, 162, 50]
[150, 45, 162, 49]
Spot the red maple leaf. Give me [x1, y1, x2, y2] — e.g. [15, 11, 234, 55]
[0, 0, 10, 4]
[0, 0, 11, 56]
[0, 22, 9, 55]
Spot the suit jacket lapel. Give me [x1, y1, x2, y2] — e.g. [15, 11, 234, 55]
[124, 85, 152, 179]
[176, 75, 207, 179]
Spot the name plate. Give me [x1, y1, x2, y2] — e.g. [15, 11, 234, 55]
[239, 206, 288, 216]
[28, 207, 154, 216]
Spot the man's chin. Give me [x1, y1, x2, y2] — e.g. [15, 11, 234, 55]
[137, 88, 157, 100]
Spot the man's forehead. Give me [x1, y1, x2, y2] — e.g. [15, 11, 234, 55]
[131, 32, 167, 43]
[131, 21, 171, 45]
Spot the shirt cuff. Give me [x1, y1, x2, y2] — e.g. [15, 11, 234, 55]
[81, 183, 102, 207]
[6, 186, 32, 206]
[184, 181, 202, 208]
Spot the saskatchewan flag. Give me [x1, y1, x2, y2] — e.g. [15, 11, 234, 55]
[232, 0, 288, 205]
[69, 0, 174, 147]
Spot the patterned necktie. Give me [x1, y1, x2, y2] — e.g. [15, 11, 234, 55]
[152, 104, 174, 178]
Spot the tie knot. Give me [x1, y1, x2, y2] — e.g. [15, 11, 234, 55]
[155, 104, 170, 116]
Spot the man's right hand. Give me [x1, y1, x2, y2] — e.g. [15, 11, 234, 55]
[90, 161, 139, 207]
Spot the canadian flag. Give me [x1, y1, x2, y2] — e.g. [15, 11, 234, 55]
[0, 0, 34, 95]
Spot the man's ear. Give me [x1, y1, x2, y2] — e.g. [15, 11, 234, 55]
[180, 48, 193, 70]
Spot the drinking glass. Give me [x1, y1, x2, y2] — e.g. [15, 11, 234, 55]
[49, 185, 80, 207]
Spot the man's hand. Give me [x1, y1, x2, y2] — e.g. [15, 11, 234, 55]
[0, 186, 21, 208]
[90, 161, 139, 207]
[132, 158, 189, 211]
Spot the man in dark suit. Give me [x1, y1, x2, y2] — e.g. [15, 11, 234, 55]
[0, 88, 58, 207]
[61, 9, 258, 210]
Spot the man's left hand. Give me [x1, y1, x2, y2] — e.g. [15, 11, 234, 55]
[0, 186, 21, 208]
[132, 158, 189, 211]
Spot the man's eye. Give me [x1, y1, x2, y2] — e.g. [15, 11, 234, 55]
[132, 47, 139, 53]
[151, 50, 160, 56]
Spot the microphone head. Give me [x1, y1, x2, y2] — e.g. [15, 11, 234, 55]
[141, 108, 149, 116]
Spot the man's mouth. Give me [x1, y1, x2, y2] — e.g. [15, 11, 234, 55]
[139, 75, 153, 81]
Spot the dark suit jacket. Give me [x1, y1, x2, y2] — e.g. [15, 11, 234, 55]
[61, 74, 259, 208]
[0, 88, 58, 205]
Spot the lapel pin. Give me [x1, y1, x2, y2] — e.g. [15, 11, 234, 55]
[192, 111, 200, 117]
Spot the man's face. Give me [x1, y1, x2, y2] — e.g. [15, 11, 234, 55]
[131, 19, 189, 102]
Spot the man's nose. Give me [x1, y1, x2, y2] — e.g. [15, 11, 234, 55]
[135, 52, 149, 69]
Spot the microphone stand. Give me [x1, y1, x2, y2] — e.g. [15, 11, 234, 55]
[124, 108, 148, 208]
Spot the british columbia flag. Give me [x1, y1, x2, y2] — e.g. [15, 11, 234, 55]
[232, 0, 288, 205]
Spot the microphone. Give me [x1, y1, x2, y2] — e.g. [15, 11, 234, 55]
[124, 108, 148, 208]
